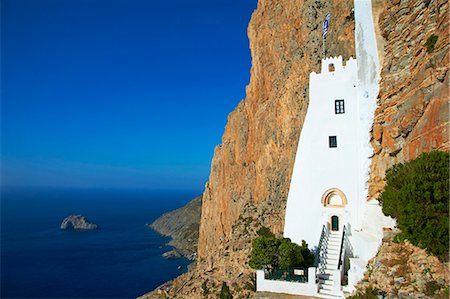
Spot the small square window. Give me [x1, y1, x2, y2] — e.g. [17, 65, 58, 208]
[329, 136, 337, 148]
[335, 99, 345, 114]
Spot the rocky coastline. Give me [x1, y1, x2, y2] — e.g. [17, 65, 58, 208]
[149, 195, 201, 261]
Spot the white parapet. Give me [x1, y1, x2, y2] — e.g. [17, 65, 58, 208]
[256, 268, 318, 296]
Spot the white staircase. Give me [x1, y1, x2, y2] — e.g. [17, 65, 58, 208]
[317, 230, 344, 298]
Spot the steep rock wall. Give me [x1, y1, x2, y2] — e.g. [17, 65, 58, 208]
[369, 0, 449, 198]
[143, 1, 355, 297]
[141, 0, 449, 298]
[198, 0, 355, 276]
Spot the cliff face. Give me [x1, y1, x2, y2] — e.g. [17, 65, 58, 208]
[141, 0, 449, 298]
[368, 0, 449, 198]
[198, 0, 355, 271]
[142, 1, 355, 297]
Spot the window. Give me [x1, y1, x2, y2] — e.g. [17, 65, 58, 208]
[328, 63, 335, 72]
[329, 136, 337, 148]
[335, 99, 345, 114]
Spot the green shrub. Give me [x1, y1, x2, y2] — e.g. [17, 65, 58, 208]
[424, 281, 443, 296]
[347, 287, 380, 299]
[201, 280, 209, 297]
[248, 227, 314, 269]
[278, 239, 305, 268]
[219, 282, 232, 299]
[256, 226, 273, 237]
[425, 34, 438, 53]
[379, 151, 449, 260]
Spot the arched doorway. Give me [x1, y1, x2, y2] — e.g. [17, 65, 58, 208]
[331, 215, 339, 231]
[321, 188, 347, 208]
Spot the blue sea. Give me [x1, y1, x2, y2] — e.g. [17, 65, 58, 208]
[1, 188, 199, 299]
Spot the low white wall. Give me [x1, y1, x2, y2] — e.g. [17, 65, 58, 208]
[256, 268, 317, 297]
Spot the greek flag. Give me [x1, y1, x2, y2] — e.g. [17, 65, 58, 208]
[323, 14, 330, 37]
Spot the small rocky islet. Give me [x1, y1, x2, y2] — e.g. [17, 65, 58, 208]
[60, 215, 99, 230]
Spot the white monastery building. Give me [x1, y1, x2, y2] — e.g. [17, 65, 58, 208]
[256, 0, 395, 298]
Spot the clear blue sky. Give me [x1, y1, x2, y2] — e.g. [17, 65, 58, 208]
[1, 0, 257, 190]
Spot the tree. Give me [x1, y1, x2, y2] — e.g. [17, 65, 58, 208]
[278, 238, 304, 268]
[249, 227, 314, 269]
[248, 233, 280, 269]
[379, 150, 449, 260]
[219, 282, 232, 299]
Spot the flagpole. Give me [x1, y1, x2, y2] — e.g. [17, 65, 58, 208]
[323, 35, 325, 58]
[323, 13, 330, 58]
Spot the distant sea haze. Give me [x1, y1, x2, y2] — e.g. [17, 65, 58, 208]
[1, 187, 199, 298]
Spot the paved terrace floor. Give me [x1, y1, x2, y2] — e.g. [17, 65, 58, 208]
[253, 291, 318, 299]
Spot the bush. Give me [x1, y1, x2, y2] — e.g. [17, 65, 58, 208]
[379, 151, 449, 260]
[425, 34, 438, 53]
[201, 280, 209, 298]
[347, 287, 380, 299]
[219, 282, 232, 299]
[248, 227, 314, 269]
[424, 281, 444, 296]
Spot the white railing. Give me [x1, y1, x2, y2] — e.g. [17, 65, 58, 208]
[315, 225, 330, 274]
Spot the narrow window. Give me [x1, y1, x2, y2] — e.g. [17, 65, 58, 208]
[328, 64, 335, 72]
[329, 136, 337, 148]
[335, 99, 345, 114]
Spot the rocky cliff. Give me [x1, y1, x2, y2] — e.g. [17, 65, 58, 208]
[198, 0, 355, 272]
[369, 0, 449, 199]
[354, 232, 449, 298]
[150, 196, 201, 260]
[141, 0, 448, 298]
[141, 1, 355, 298]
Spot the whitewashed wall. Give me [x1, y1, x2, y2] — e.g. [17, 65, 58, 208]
[284, 57, 359, 247]
[353, 0, 382, 229]
[256, 269, 317, 296]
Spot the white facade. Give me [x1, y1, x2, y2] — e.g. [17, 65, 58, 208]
[283, 56, 360, 248]
[264, 0, 397, 297]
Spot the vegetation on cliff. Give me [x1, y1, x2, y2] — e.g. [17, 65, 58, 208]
[248, 227, 313, 269]
[379, 151, 449, 260]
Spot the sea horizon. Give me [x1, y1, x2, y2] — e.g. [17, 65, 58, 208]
[1, 187, 201, 298]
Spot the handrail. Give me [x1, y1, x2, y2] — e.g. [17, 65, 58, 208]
[313, 226, 326, 266]
[337, 225, 346, 269]
[314, 225, 329, 274]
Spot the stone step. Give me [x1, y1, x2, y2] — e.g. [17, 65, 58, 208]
[327, 248, 340, 253]
[327, 245, 341, 249]
[319, 288, 339, 296]
[325, 268, 339, 272]
[325, 252, 339, 258]
[321, 283, 334, 291]
[318, 271, 334, 277]
[319, 279, 334, 286]
[325, 255, 339, 261]
[327, 240, 341, 244]
[325, 255, 339, 262]
[325, 261, 339, 267]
